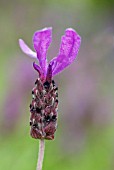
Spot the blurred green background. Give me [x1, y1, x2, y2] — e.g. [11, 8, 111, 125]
[0, 0, 114, 170]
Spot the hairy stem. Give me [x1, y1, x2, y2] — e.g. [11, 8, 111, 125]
[36, 139, 45, 170]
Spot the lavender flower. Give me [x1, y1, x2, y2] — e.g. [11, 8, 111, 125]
[19, 27, 81, 140]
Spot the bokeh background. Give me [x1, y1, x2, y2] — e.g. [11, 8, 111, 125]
[0, 0, 114, 170]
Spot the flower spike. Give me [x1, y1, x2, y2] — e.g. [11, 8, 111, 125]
[19, 27, 81, 139]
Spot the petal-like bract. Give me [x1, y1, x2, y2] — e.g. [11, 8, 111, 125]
[19, 39, 37, 58]
[50, 28, 81, 76]
[33, 27, 52, 76]
[19, 27, 81, 79]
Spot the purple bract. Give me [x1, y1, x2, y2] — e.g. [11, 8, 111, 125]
[19, 27, 81, 82]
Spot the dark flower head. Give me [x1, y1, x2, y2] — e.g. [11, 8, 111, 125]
[19, 27, 81, 81]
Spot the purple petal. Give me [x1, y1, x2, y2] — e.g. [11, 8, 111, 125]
[33, 27, 52, 76]
[46, 63, 52, 83]
[19, 39, 37, 58]
[50, 28, 81, 76]
[33, 62, 43, 76]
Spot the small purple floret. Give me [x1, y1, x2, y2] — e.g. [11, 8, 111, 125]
[19, 27, 81, 82]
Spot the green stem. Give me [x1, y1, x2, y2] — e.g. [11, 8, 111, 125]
[36, 139, 45, 170]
